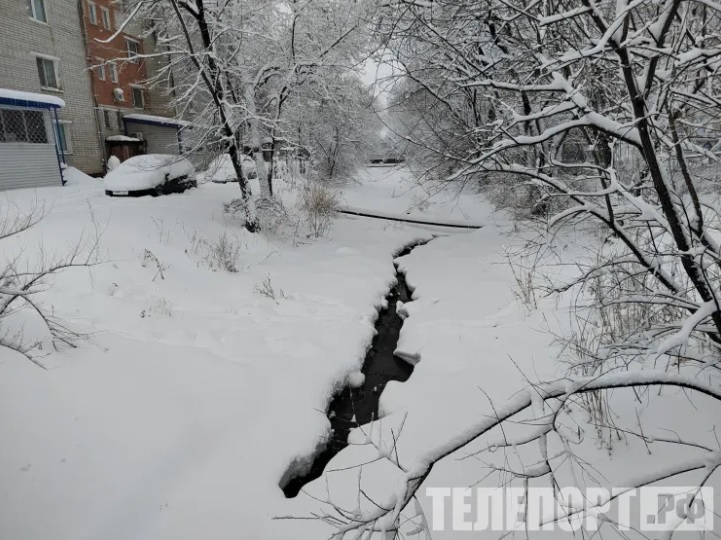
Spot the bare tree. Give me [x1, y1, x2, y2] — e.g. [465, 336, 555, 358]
[279, 372, 720, 538]
[0, 201, 103, 369]
[112, 0, 373, 223]
[110, 0, 264, 231]
[275, 0, 721, 536]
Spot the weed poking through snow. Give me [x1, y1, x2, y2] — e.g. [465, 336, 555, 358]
[141, 249, 166, 281]
[188, 231, 242, 273]
[253, 274, 289, 304]
[300, 182, 340, 238]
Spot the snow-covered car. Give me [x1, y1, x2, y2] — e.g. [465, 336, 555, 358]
[104, 154, 197, 197]
[206, 154, 258, 183]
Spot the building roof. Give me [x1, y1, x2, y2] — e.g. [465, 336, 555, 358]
[0, 89, 65, 109]
[123, 113, 189, 128]
[106, 135, 141, 142]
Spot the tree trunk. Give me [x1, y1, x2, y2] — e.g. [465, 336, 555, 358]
[184, 0, 258, 231]
[245, 82, 272, 199]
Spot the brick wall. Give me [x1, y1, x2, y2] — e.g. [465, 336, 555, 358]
[82, 0, 150, 111]
[0, 0, 104, 175]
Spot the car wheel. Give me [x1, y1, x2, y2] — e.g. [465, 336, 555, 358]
[154, 185, 164, 197]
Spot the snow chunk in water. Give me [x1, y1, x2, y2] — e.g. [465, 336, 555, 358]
[348, 371, 365, 388]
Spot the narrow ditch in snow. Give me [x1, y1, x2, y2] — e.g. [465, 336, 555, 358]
[280, 240, 430, 498]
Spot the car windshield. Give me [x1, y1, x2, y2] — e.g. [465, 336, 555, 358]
[114, 155, 177, 174]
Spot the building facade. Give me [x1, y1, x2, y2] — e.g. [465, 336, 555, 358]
[80, 0, 186, 164]
[0, 0, 105, 176]
[0, 0, 190, 189]
[0, 89, 66, 190]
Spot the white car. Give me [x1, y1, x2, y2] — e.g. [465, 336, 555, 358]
[104, 154, 197, 197]
[205, 154, 258, 183]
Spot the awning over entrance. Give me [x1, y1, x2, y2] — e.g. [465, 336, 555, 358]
[122, 113, 189, 128]
[0, 89, 65, 110]
[0, 89, 66, 189]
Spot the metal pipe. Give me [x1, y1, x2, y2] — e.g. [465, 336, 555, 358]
[337, 209, 483, 229]
[52, 107, 65, 185]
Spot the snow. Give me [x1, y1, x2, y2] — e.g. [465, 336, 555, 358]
[62, 166, 97, 186]
[200, 154, 257, 184]
[0, 88, 65, 108]
[107, 155, 121, 171]
[122, 113, 190, 127]
[289, 174, 720, 539]
[103, 154, 195, 191]
[348, 371, 366, 388]
[106, 135, 141, 142]
[1, 164, 719, 539]
[341, 166, 506, 226]
[0, 166, 437, 539]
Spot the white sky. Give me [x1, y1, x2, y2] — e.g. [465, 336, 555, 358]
[361, 58, 396, 106]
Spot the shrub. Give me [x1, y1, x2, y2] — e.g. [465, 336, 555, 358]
[300, 182, 340, 238]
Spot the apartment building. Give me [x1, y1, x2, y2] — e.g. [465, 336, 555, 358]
[0, 0, 189, 190]
[80, 0, 189, 163]
[0, 0, 105, 186]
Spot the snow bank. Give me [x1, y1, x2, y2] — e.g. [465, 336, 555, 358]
[62, 166, 97, 186]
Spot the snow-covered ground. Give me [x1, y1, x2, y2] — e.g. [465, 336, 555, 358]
[0, 165, 484, 539]
[1, 165, 718, 539]
[295, 169, 721, 539]
[341, 165, 503, 224]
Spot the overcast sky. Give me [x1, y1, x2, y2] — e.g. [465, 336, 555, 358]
[362, 58, 396, 106]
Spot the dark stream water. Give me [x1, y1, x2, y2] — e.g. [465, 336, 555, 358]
[281, 241, 429, 498]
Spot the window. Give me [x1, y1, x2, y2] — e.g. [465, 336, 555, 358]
[55, 121, 73, 155]
[25, 110, 48, 142]
[116, 110, 124, 128]
[0, 108, 48, 143]
[103, 109, 111, 129]
[96, 59, 105, 81]
[88, 1, 97, 25]
[126, 39, 139, 63]
[36, 56, 60, 90]
[109, 61, 118, 83]
[28, 0, 47, 23]
[101, 7, 111, 29]
[131, 86, 144, 108]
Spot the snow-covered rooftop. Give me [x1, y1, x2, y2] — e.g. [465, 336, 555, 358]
[106, 135, 141, 142]
[123, 113, 190, 128]
[0, 88, 65, 109]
